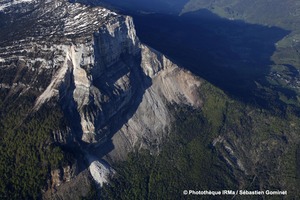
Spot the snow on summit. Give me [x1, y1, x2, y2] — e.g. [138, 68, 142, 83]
[0, 0, 35, 11]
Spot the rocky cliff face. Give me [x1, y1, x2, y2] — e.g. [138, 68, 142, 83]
[0, 0, 202, 197]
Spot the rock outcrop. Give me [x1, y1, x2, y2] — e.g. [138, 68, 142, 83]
[0, 0, 202, 197]
[0, 0, 202, 153]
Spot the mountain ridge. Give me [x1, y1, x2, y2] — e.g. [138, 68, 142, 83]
[0, 0, 203, 198]
[1, 0, 300, 199]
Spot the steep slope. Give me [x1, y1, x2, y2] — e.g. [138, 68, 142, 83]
[0, 0, 202, 198]
[73, 1, 300, 199]
[2, 0, 300, 199]
[95, 0, 300, 109]
[101, 98, 300, 199]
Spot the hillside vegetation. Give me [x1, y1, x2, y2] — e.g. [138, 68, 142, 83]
[0, 91, 69, 199]
[100, 81, 300, 199]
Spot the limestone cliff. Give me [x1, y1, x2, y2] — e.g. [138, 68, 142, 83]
[0, 0, 202, 197]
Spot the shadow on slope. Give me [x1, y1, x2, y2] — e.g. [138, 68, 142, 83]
[130, 9, 291, 109]
[59, 48, 152, 161]
[89, 52, 152, 159]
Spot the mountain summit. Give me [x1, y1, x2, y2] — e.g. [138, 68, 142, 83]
[1, 0, 300, 199]
[0, 0, 202, 198]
